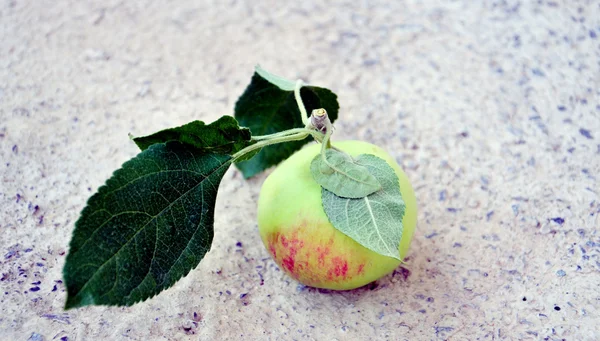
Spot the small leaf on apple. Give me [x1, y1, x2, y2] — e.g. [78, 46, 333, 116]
[321, 154, 406, 260]
[234, 68, 339, 178]
[310, 149, 381, 198]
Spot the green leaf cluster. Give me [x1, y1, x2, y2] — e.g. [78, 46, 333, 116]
[63, 67, 340, 308]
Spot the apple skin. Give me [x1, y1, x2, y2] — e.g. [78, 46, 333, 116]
[257, 140, 417, 290]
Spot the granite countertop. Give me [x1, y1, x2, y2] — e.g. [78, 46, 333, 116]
[1, 1, 599, 340]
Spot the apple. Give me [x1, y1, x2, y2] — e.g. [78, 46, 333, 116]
[257, 140, 417, 290]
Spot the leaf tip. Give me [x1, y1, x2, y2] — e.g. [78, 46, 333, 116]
[64, 292, 93, 310]
[390, 252, 403, 261]
[254, 65, 296, 91]
[64, 300, 77, 311]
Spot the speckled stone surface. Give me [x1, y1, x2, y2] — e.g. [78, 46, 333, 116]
[1, 1, 599, 340]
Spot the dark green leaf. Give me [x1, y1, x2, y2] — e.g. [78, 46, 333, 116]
[234, 70, 339, 178]
[322, 154, 405, 260]
[63, 141, 231, 308]
[310, 150, 381, 198]
[133, 115, 254, 156]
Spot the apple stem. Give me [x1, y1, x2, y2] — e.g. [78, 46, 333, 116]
[309, 108, 328, 133]
[318, 114, 344, 168]
[308, 108, 357, 165]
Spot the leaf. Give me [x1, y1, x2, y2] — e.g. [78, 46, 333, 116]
[63, 141, 231, 308]
[132, 116, 254, 158]
[234, 68, 339, 178]
[310, 149, 381, 198]
[322, 154, 405, 260]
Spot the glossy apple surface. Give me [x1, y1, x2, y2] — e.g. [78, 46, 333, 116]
[257, 140, 417, 290]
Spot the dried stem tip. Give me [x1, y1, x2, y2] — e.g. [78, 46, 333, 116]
[310, 108, 330, 133]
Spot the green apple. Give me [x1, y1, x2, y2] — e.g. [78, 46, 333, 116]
[257, 140, 417, 290]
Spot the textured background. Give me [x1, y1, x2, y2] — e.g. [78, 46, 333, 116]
[1, 1, 599, 340]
